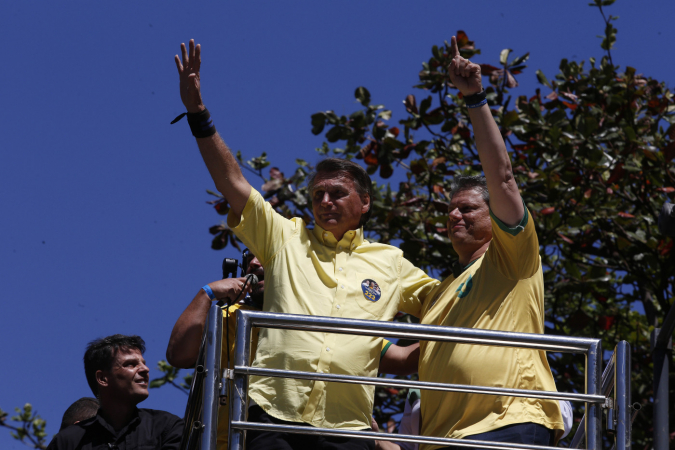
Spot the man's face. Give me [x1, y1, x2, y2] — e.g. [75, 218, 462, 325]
[311, 173, 370, 240]
[447, 189, 492, 254]
[98, 348, 149, 405]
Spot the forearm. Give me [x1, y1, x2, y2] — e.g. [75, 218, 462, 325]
[195, 131, 251, 216]
[166, 290, 211, 368]
[468, 104, 523, 226]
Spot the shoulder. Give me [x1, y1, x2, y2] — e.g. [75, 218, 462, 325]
[46, 420, 90, 449]
[137, 408, 183, 427]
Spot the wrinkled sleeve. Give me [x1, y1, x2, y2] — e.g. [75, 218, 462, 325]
[227, 188, 301, 266]
[486, 199, 540, 280]
[398, 255, 440, 317]
[160, 415, 184, 450]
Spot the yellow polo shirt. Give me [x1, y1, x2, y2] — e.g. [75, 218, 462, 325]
[217, 303, 260, 450]
[418, 206, 563, 449]
[228, 188, 439, 430]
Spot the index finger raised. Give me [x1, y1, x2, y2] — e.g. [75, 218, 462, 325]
[450, 36, 459, 58]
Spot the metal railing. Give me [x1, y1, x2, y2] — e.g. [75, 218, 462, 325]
[184, 304, 632, 450]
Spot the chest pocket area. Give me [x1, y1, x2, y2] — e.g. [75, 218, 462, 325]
[351, 272, 392, 319]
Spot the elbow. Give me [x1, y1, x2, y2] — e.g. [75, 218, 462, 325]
[166, 346, 196, 369]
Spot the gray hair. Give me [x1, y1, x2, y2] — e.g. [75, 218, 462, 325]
[449, 175, 489, 204]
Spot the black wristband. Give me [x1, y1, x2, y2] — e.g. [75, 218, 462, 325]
[463, 89, 486, 107]
[187, 108, 217, 138]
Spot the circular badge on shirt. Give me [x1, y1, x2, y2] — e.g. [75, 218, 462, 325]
[361, 279, 381, 302]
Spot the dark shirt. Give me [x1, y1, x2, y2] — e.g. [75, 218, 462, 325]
[46, 408, 183, 450]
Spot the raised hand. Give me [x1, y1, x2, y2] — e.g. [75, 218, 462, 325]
[448, 35, 483, 96]
[175, 39, 205, 113]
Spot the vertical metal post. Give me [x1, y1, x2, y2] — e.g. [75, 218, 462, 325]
[614, 341, 631, 450]
[651, 328, 671, 450]
[201, 303, 223, 450]
[586, 340, 603, 450]
[229, 310, 253, 450]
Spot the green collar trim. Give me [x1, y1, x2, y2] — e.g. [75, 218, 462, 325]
[488, 198, 529, 236]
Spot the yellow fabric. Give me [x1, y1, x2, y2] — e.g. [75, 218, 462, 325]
[227, 188, 439, 430]
[418, 208, 563, 450]
[216, 303, 260, 450]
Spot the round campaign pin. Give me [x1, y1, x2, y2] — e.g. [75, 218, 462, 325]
[361, 279, 381, 302]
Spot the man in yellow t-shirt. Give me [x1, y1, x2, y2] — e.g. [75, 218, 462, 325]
[416, 36, 563, 450]
[166, 249, 264, 450]
[174, 39, 439, 450]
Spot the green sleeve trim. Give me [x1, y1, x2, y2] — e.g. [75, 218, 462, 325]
[380, 341, 393, 360]
[489, 198, 529, 236]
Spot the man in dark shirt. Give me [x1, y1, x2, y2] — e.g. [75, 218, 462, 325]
[47, 334, 183, 450]
[59, 397, 99, 431]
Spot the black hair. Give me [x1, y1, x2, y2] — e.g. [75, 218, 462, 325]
[449, 175, 490, 204]
[59, 397, 99, 431]
[83, 334, 146, 396]
[307, 158, 373, 226]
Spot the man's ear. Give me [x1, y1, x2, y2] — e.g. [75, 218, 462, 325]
[96, 370, 108, 389]
[361, 194, 371, 214]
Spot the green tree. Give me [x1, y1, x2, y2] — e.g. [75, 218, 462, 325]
[0, 404, 48, 450]
[207, 0, 674, 446]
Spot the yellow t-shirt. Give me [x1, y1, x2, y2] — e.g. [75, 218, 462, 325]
[216, 303, 260, 450]
[227, 188, 439, 430]
[418, 207, 563, 449]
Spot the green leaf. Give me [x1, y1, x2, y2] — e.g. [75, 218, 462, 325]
[536, 70, 551, 88]
[311, 112, 327, 135]
[355, 87, 371, 106]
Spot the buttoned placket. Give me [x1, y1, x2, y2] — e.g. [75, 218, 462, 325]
[302, 229, 357, 425]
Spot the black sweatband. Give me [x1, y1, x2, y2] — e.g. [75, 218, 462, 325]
[463, 89, 487, 107]
[187, 108, 217, 138]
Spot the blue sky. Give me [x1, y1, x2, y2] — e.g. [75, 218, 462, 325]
[1, 1, 674, 447]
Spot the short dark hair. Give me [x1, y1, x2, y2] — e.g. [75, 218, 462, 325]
[308, 158, 373, 226]
[449, 175, 490, 205]
[83, 334, 146, 396]
[59, 397, 99, 431]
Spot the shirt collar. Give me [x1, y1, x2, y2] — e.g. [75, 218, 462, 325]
[85, 408, 140, 438]
[312, 225, 364, 249]
[451, 257, 480, 278]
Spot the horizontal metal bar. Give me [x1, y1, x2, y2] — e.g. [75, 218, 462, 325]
[242, 310, 597, 353]
[231, 421, 574, 450]
[236, 366, 606, 404]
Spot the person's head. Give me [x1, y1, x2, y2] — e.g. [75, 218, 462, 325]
[447, 175, 492, 259]
[59, 397, 99, 431]
[308, 158, 372, 240]
[84, 335, 149, 406]
[242, 248, 264, 305]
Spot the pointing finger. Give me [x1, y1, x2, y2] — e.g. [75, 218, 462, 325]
[450, 36, 459, 59]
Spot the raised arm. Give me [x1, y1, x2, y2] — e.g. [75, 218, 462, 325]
[166, 278, 250, 368]
[448, 36, 524, 226]
[175, 39, 251, 216]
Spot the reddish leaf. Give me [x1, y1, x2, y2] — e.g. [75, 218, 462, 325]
[561, 101, 578, 110]
[584, 189, 592, 199]
[606, 164, 625, 184]
[214, 201, 230, 215]
[618, 212, 635, 218]
[557, 232, 574, 244]
[656, 187, 675, 193]
[389, 127, 400, 137]
[456, 30, 473, 49]
[432, 200, 450, 213]
[567, 311, 591, 330]
[598, 316, 616, 330]
[364, 150, 379, 166]
[541, 207, 556, 215]
[404, 95, 418, 114]
[592, 292, 608, 303]
[209, 225, 225, 235]
[401, 197, 423, 206]
[380, 164, 394, 179]
[663, 141, 675, 162]
[479, 64, 501, 75]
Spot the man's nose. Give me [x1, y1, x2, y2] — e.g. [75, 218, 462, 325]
[448, 207, 462, 220]
[320, 192, 333, 206]
[139, 363, 150, 374]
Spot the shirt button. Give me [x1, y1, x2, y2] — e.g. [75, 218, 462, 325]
[341, 284, 345, 289]
[326, 347, 330, 352]
[338, 267, 343, 271]
[338, 245, 342, 250]
[336, 304, 341, 309]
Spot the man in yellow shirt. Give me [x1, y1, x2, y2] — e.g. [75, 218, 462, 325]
[416, 37, 563, 450]
[174, 40, 439, 450]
